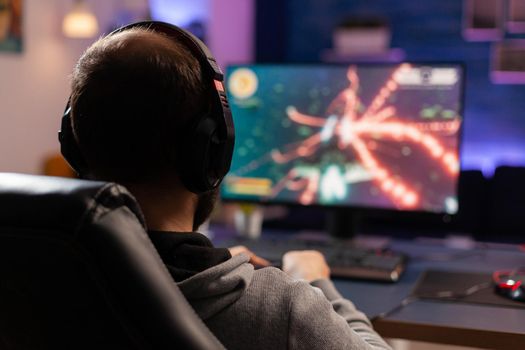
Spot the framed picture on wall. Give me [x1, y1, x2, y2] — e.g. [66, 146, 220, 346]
[463, 0, 504, 41]
[0, 0, 22, 53]
[507, 0, 525, 33]
[491, 40, 525, 84]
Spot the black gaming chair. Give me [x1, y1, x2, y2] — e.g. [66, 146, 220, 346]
[0, 173, 224, 349]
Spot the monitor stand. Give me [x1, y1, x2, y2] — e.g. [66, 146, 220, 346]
[326, 208, 362, 239]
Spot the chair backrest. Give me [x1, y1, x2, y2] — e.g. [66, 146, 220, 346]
[0, 173, 224, 350]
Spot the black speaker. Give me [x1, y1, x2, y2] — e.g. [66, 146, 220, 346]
[58, 21, 235, 194]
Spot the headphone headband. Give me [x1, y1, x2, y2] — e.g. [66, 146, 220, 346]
[112, 21, 224, 81]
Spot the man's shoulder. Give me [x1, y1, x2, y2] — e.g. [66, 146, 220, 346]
[247, 266, 312, 302]
[204, 265, 295, 348]
[251, 266, 294, 286]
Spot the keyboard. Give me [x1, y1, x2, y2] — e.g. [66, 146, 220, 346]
[224, 238, 407, 283]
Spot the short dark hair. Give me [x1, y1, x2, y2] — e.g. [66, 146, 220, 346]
[70, 28, 210, 183]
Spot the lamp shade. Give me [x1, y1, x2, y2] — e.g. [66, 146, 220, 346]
[62, 0, 98, 38]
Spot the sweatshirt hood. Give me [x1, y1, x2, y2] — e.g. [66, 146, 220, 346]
[177, 253, 254, 320]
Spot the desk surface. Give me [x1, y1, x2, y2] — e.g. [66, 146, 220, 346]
[214, 229, 525, 349]
[333, 239, 525, 349]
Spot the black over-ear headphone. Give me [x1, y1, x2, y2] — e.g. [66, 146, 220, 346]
[58, 21, 235, 194]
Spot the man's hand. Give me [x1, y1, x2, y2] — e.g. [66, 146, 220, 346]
[282, 250, 330, 282]
[229, 245, 271, 268]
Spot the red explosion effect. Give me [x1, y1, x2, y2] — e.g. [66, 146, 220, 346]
[269, 64, 460, 208]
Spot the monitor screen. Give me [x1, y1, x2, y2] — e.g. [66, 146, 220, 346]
[221, 63, 464, 214]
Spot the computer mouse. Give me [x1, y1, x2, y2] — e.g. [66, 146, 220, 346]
[493, 270, 525, 302]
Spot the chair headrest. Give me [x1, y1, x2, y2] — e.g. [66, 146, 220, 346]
[0, 173, 146, 233]
[0, 173, 225, 349]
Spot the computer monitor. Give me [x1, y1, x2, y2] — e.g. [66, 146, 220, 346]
[221, 63, 464, 236]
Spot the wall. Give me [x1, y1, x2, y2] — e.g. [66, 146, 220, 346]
[0, 0, 117, 174]
[149, 0, 255, 69]
[258, 0, 525, 174]
[208, 0, 254, 68]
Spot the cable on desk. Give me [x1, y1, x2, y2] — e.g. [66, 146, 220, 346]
[373, 296, 419, 320]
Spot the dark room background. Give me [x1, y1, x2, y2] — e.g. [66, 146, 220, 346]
[256, 0, 525, 176]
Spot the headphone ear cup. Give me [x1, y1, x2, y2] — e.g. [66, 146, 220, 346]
[180, 115, 222, 193]
[58, 107, 89, 177]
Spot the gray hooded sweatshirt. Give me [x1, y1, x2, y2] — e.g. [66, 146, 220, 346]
[177, 253, 392, 349]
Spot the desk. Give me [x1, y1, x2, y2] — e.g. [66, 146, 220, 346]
[214, 229, 525, 349]
[332, 239, 525, 349]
